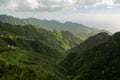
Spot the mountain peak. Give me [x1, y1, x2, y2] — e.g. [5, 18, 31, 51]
[83, 32, 109, 46]
[70, 32, 110, 54]
[112, 32, 120, 42]
[113, 32, 120, 37]
[93, 32, 109, 40]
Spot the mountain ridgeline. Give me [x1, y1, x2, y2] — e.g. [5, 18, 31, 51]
[0, 22, 83, 56]
[62, 32, 120, 80]
[0, 15, 96, 33]
[0, 15, 108, 40]
[0, 15, 119, 80]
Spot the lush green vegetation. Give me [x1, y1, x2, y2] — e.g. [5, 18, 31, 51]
[0, 60, 38, 80]
[0, 22, 83, 57]
[0, 15, 118, 80]
[62, 32, 120, 80]
[0, 43, 65, 80]
[0, 22, 80, 80]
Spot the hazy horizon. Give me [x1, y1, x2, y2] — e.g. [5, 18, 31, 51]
[0, 0, 120, 33]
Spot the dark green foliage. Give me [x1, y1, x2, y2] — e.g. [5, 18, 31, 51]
[62, 32, 110, 69]
[0, 22, 79, 80]
[0, 47, 66, 80]
[0, 22, 82, 58]
[0, 60, 38, 80]
[0, 15, 114, 80]
[62, 32, 120, 80]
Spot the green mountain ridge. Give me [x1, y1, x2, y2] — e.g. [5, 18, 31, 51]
[0, 22, 83, 80]
[0, 15, 97, 34]
[0, 14, 110, 41]
[62, 32, 120, 80]
[0, 15, 116, 80]
[0, 22, 82, 54]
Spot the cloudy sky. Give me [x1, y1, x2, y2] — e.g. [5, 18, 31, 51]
[0, 0, 120, 33]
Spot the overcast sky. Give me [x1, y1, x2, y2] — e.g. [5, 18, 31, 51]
[0, 0, 120, 33]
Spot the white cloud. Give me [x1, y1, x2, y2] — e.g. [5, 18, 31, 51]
[81, 0, 115, 8]
[0, 0, 119, 11]
[114, 0, 120, 3]
[0, 0, 80, 11]
[93, 0, 114, 6]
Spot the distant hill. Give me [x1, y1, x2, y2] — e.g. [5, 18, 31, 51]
[62, 32, 120, 80]
[0, 15, 104, 34]
[0, 14, 111, 41]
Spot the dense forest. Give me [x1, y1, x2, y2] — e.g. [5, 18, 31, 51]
[0, 15, 120, 80]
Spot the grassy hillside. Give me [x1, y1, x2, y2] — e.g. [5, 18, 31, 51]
[62, 32, 120, 80]
[0, 22, 83, 80]
[0, 22, 82, 57]
[0, 15, 114, 80]
[0, 46, 65, 80]
[0, 21, 118, 80]
[0, 60, 38, 80]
